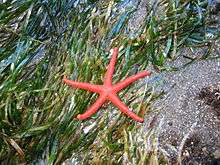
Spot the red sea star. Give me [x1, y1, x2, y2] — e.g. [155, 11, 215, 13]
[63, 48, 151, 122]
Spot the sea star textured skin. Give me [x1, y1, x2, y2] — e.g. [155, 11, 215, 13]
[63, 48, 151, 122]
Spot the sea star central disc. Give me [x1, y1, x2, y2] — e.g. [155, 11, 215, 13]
[63, 48, 151, 122]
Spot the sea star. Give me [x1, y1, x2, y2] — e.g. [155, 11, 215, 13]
[63, 48, 151, 122]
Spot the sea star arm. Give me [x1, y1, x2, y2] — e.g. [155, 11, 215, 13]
[63, 77, 103, 93]
[108, 94, 144, 122]
[113, 71, 151, 92]
[77, 94, 107, 120]
[104, 48, 118, 86]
